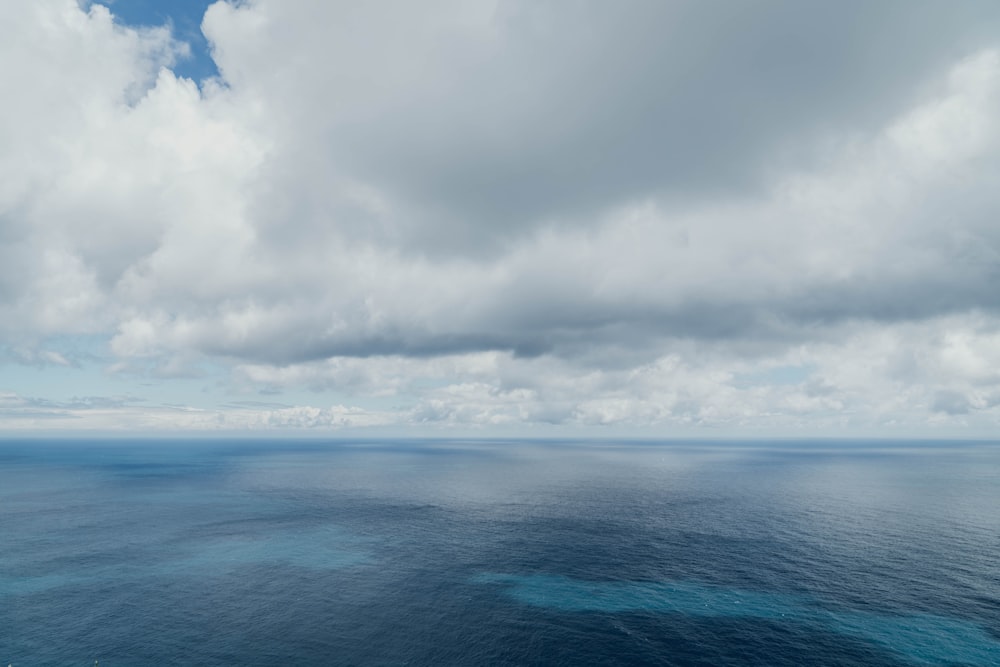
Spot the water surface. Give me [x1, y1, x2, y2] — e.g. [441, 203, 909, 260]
[2, 439, 998, 665]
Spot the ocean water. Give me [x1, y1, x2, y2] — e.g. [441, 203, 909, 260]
[2, 439, 998, 666]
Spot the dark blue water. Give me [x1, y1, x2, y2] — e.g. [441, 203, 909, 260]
[2, 439, 998, 666]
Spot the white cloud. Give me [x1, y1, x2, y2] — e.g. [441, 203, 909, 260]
[3, 1, 1000, 432]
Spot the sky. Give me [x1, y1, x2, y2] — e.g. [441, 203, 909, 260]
[4, 0, 1000, 436]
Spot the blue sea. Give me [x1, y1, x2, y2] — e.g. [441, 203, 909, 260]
[2, 439, 998, 666]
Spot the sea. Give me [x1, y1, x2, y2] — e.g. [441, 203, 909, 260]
[1, 438, 998, 666]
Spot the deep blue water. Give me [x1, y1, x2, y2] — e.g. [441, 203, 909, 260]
[2, 439, 999, 666]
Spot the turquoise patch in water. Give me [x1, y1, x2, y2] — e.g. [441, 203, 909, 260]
[828, 610, 1000, 666]
[168, 524, 369, 572]
[474, 574, 1000, 666]
[2, 524, 368, 599]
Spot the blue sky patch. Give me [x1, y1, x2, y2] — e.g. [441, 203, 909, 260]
[101, 0, 219, 81]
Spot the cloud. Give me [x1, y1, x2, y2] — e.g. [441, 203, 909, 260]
[3, 1, 1000, 431]
[102, 47, 1000, 369]
[0, 388, 397, 431]
[202, 0, 1000, 250]
[0, 391, 143, 422]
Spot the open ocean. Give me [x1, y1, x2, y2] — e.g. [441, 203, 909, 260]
[2, 438, 998, 666]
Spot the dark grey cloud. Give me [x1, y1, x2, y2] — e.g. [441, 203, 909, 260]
[288, 0, 1000, 252]
[167, 248, 1000, 367]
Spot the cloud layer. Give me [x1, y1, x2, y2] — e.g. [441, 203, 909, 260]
[4, 0, 1000, 433]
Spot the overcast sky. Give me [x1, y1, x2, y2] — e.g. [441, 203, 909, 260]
[3, 0, 1000, 436]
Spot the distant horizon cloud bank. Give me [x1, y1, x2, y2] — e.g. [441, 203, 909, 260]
[4, 1, 1000, 434]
